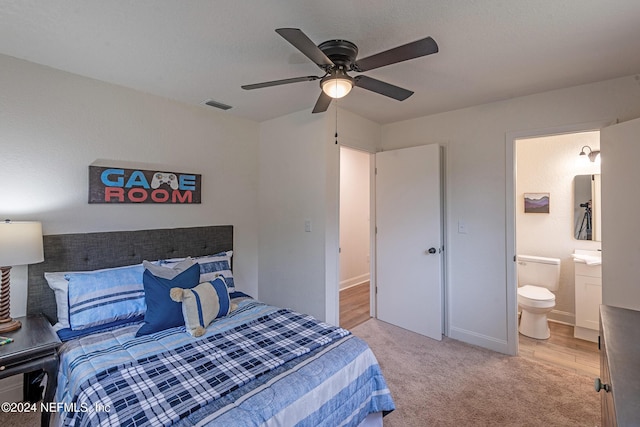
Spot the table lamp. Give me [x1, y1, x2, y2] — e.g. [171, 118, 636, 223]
[0, 220, 44, 332]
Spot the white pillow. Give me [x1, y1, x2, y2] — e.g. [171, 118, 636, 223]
[44, 272, 72, 331]
[161, 251, 235, 291]
[143, 257, 194, 279]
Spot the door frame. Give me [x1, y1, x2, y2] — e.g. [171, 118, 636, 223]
[505, 119, 612, 356]
[337, 144, 377, 322]
[337, 142, 448, 334]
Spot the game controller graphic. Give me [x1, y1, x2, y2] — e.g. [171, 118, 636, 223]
[151, 172, 179, 190]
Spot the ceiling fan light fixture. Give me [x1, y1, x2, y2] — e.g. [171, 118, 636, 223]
[243, 28, 438, 113]
[321, 70, 354, 99]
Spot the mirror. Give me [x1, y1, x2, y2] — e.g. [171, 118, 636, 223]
[574, 174, 601, 241]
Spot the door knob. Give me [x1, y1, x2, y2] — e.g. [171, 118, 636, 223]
[427, 247, 437, 254]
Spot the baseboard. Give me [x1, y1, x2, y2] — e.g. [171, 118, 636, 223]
[339, 274, 370, 291]
[548, 309, 574, 326]
[574, 326, 599, 343]
[448, 326, 510, 354]
[547, 318, 573, 327]
[0, 376, 23, 403]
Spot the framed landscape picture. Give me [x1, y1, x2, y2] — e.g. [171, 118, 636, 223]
[524, 193, 550, 213]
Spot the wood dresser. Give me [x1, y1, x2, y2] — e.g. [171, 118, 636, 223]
[597, 305, 640, 426]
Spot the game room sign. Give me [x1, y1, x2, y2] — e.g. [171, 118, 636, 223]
[89, 165, 201, 204]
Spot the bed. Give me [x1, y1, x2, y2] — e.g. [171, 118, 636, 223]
[27, 225, 394, 426]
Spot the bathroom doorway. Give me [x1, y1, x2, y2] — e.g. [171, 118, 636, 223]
[507, 122, 605, 373]
[338, 146, 373, 329]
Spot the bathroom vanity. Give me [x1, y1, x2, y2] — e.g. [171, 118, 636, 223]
[573, 250, 602, 342]
[597, 305, 640, 426]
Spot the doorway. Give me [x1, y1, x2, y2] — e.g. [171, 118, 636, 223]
[507, 121, 607, 356]
[338, 144, 445, 337]
[339, 146, 373, 329]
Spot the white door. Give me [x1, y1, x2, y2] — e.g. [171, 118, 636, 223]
[376, 144, 443, 340]
[601, 117, 640, 309]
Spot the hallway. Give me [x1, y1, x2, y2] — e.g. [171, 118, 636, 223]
[339, 282, 370, 330]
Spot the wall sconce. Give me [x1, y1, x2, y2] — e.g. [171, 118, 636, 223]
[0, 220, 44, 332]
[579, 145, 601, 163]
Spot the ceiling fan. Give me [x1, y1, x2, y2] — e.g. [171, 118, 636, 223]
[241, 28, 438, 113]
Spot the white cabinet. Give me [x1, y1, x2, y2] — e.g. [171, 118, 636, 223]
[574, 261, 601, 342]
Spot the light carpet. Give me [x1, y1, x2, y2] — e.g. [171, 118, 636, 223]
[0, 319, 600, 427]
[352, 318, 600, 427]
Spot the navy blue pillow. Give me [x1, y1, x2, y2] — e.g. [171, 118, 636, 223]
[136, 263, 200, 337]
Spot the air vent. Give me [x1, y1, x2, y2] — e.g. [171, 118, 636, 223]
[201, 99, 232, 110]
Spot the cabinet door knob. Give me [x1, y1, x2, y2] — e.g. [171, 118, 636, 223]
[594, 377, 610, 393]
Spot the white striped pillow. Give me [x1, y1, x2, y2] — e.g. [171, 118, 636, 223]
[162, 251, 235, 292]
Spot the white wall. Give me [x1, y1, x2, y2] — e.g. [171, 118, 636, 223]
[339, 146, 370, 289]
[0, 54, 261, 316]
[5, 51, 640, 361]
[516, 132, 601, 325]
[257, 110, 328, 320]
[381, 75, 640, 353]
[258, 106, 379, 323]
[0, 53, 382, 331]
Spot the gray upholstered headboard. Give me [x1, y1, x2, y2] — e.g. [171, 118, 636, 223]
[27, 225, 233, 324]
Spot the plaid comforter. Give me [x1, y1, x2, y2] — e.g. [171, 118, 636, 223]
[64, 309, 350, 426]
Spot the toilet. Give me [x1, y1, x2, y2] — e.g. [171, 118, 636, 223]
[517, 254, 561, 339]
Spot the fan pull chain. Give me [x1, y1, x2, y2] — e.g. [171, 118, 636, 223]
[335, 100, 339, 144]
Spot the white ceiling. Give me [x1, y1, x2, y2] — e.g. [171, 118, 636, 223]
[2, 1, 640, 124]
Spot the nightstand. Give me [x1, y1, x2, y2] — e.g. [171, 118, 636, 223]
[0, 315, 61, 427]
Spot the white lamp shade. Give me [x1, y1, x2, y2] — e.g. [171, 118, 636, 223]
[0, 221, 44, 266]
[321, 77, 353, 99]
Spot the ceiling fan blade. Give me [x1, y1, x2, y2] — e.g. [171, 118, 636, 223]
[354, 75, 414, 101]
[275, 28, 334, 68]
[312, 92, 332, 113]
[241, 75, 321, 90]
[353, 36, 438, 72]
